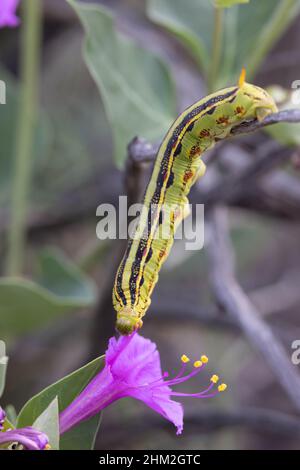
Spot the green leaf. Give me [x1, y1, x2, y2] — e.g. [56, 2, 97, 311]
[0, 69, 51, 203]
[0, 248, 96, 335]
[17, 355, 104, 450]
[265, 86, 300, 146]
[215, 0, 249, 7]
[36, 247, 96, 303]
[33, 397, 60, 450]
[148, 0, 214, 72]
[34, 31, 113, 202]
[4, 405, 17, 427]
[245, 0, 300, 78]
[68, 0, 176, 166]
[0, 340, 8, 398]
[147, 0, 300, 85]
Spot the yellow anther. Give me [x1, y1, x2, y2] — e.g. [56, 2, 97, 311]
[44, 444, 51, 450]
[218, 383, 227, 392]
[201, 355, 208, 364]
[181, 354, 190, 363]
[193, 360, 202, 368]
[210, 374, 219, 384]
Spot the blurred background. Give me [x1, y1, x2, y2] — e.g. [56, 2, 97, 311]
[1, 0, 300, 450]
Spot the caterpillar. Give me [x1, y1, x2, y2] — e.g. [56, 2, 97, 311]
[113, 70, 277, 335]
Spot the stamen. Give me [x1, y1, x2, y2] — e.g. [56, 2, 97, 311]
[170, 380, 215, 397]
[172, 362, 187, 380]
[45, 444, 51, 450]
[147, 361, 188, 388]
[164, 363, 206, 387]
[193, 360, 202, 368]
[181, 354, 190, 363]
[210, 374, 219, 384]
[146, 349, 227, 404]
[218, 383, 227, 392]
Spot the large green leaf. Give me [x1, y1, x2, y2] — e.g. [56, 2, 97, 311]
[0, 340, 8, 398]
[68, 0, 176, 166]
[17, 355, 104, 450]
[148, 0, 214, 72]
[0, 248, 96, 335]
[147, 0, 300, 85]
[0, 69, 51, 203]
[33, 30, 113, 205]
[33, 397, 60, 450]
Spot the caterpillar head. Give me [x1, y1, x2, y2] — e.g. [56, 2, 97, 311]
[116, 307, 143, 335]
[237, 68, 278, 121]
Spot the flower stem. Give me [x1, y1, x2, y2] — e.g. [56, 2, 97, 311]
[208, 7, 223, 93]
[247, 0, 297, 79]
[7, 0, 42, 275]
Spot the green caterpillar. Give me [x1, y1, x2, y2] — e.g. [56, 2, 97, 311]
[113, 70, 277, 335]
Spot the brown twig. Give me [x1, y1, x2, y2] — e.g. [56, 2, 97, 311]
[199, 144, 292, 207]
[231, 109, 300, 136]
[206, 206, 300, 412]
[200, 143, 300, 219]
[121, 109, 300, 165]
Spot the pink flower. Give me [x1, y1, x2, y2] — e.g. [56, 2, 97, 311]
[0, 0, 20, 28]
[0, 407, 5, 431]
[60, 333, 227, 435]
[0, 407, 49, 450]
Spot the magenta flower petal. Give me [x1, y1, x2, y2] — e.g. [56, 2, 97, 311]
[0, 0, 20, 28]
[127, 387, 184, 435]
[59, 333, 227, 436]
[106, 333, 184, 433]
[106, 334, 164, 385]
[0, 426, 49, 450]
[0, 407, 5, 431]
[59, 366, 124, 435]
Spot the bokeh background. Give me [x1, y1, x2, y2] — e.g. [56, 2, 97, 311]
[1, 0, 300, 450]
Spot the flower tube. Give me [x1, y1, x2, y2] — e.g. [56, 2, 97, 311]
[60, 333, 227, 435]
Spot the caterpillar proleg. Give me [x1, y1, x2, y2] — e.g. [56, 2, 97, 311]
[113, 71, 277, 335]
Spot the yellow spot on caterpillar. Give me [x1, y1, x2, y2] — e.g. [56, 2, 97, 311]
[238, 67, 246, 88]
[218, 383, 227, 392]
[181, 354, 190, 363]
[216, 115, 230, 126]
[199, 129, 210, 139]
[194, 360, 203, 368]
[234, 106, 245, 116]
[210, 374, 219, 384]
[189, 145, 201, 158]
[184, 170, 194, 182]
[201, 355, 208, 363]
